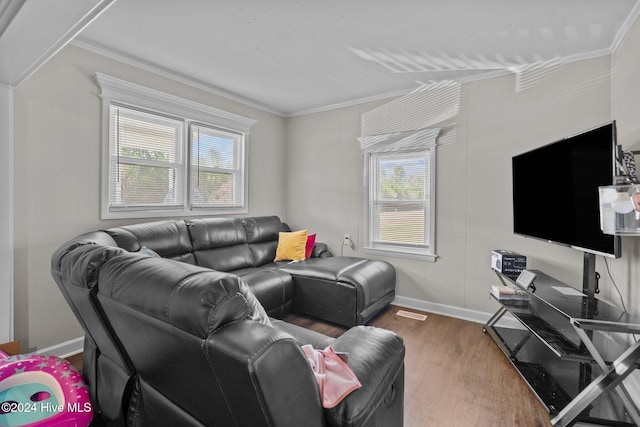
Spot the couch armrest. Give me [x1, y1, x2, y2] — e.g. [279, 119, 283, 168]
[282, 221, 332, 258]
[312, 242, 333, 258]
[207, 321, 325, 427]
[326, 326, 405, 427]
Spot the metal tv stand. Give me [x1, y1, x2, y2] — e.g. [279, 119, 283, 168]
[483, 268, 640, 427]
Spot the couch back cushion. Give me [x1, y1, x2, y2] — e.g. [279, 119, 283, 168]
[105, 220, 195, 264]
[51, 238, 136, 382]
[98, 253, 253, 337]
[243, 216, 285, 266]
[187, 218, 254, 272]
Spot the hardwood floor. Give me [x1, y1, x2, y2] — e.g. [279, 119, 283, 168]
[68, 306, 553, 426]
[285, 306, 552, 427]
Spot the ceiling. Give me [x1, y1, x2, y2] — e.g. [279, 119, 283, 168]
[3, 0, 640, 116]
[0, 0, 113, 85]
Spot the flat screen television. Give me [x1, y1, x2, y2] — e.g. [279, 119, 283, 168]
[512, 121, 621, 258]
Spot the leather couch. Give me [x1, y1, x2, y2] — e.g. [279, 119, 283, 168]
[51, 216, 403, 426]
[102, 216, 395, 326]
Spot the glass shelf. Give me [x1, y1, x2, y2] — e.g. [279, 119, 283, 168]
[485, 269, 640, 426]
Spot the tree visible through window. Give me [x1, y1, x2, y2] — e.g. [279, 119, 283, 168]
[191, 124, 243, 207]
[98, 73, 255, 219]
[359, 118, 439, 260]
[105, 104, 246, 216]
[108, 105, 184, 209]
[374, 154, 428, 247]
[120, 147, 172, 205]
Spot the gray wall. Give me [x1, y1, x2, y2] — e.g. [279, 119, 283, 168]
[285, 53, 634, 317]
[13, 44, 287, 350]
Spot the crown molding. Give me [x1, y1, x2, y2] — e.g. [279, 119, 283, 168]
[95, 72, 257, 132]
[611, 0, 640, 53]
[72, 38, 285, 117]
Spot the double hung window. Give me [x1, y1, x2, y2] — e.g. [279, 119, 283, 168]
[361, 129, 438, 261]
[190, 124, 244, 209]
[97, 74, 255, 219]
[108, 105, 185, 211]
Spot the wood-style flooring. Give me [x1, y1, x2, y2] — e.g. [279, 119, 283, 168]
[68, 305, 552, 426]
[284, 306, 552, 427]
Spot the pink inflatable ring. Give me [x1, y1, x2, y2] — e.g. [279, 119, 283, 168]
[0, 351, 93, 427]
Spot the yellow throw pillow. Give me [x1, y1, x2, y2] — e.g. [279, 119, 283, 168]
[274, 230, 308, 262]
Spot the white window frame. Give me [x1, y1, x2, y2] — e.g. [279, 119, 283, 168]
[96, 73, 256, 219]
[189, 123, 246, 210]
[360, 129, 438, 262]
[107, 104, 186, 213]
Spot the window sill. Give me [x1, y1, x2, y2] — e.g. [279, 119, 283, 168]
[364, 246, 437, 262]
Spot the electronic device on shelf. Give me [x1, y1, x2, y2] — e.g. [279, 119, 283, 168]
[516, 269, 537, 290]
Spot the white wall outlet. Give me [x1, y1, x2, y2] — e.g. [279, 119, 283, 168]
[343, 234, 353, 249]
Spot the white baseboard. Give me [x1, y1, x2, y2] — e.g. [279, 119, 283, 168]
[35, 336, 84, 358]
[393, 295, 524, 330]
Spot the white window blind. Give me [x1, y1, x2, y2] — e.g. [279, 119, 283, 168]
[108, 105, 184, 211]
[359, 128, 438, 260]
[190, 124, 244, 208]
[359, 81, 457, 261]
[97, 73, 256, 219]
[371, 152, 429, 248]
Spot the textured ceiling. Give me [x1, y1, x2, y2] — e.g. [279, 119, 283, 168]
[73, 0, 640, 116]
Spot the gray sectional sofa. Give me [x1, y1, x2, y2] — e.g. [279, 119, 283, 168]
[51, 215, 403, 426]
[103, 215, 396, 326]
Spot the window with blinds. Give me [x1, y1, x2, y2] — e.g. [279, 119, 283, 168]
[360, 128, 438, 261]
[103, 102, 249, 218]
[108, 105, 185, 211]
[97, 74, 256, 219]
[190, 124, 244, 208]
[371, 152, 429, 249]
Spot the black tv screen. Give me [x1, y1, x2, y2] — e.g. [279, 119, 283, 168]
[512, 122, 621, 257]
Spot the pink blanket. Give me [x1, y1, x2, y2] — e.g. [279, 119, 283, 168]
[301, 345, 362, 408]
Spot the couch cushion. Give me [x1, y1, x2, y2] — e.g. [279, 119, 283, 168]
[187, 218, 254, 271]
[233, 267, 294, 319]
[51, 241, 133, 375]
[242, 216, 285, 266]
[279, 257, 396, 326]
[327, 326, 405, 427]
[98, 253, 254, 338]
[105, 220, 195, 264]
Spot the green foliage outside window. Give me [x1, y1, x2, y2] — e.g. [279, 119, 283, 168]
[193, 171, 233, 204]
[119, 147, 173, 205]
[380, 165, 425, 200]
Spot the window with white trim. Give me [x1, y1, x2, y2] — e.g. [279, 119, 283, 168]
[190, 123, 245, 209]
[108, 105, 185, 211]
[97, 73, 256, 219]
[360, 129, 438, 261]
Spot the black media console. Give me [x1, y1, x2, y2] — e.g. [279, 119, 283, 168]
[484, 269, 640, 426]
